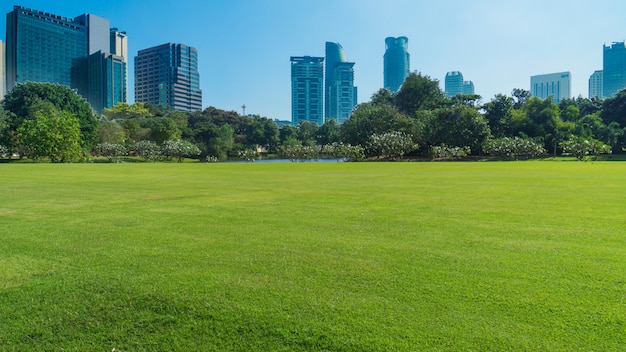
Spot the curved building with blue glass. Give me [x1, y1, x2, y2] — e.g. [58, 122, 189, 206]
[384, 36, 410, 92]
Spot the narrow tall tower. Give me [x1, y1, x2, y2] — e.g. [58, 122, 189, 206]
[291, 56, 324, 126]
[603, 42, 626, 98]
[325, 42, 357, 123]
[384, 36, 410, 92]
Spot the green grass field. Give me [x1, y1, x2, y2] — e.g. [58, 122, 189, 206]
[0, 161, 624, 351]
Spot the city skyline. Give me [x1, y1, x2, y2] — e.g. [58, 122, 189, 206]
[3, 1, 626, 120]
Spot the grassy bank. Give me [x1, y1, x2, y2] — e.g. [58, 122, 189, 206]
[0, 162, 624, 350]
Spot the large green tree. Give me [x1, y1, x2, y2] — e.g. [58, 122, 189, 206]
[483, 94, 514, 138]
[2, 82, 97, 150]
[418, 107, 490, 154]
[17, 107, 83, 162]
[393, 72, 445, 115]
[341, 103, 420, 148]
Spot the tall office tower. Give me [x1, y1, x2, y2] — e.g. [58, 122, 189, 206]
[87, 52, 127, 113]
[110, 28, 128, 102]
[603, 42, 626, 98]
[384, 36, 410, 92]
[5, 6, 127, 112]
[463, 81, 475, 95]
[530, 72, 571, 103]
[325, 42, 357, 123]
[135, 43, 202, 112]
[589, 70, 603, 99]
[445, 71, 475, 97]
[445, 71, 464, 97]
[291, 56, 324, 125]
[0, 40, 5, 100]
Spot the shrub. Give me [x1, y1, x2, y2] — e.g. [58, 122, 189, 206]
[238, 149, 260, 162]
[560, 136, 611, 161]
[94, 143, 126, 163]
[483, 137, 546, 159]
[368, 132, 418, 160]
[279, 145, 320, 162]
[430, 144, 470, 160]
[130, 140, 161, 161]
[322, 142, 365, 162]
[161, 140, 201, 162]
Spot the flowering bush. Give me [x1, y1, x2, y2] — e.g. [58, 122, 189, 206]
[430, 144, 470, 160]
[161, 140, 201, 162]
[483, 137, 546, 159]
[279, 145, 319, 162]
[368, 131, 417, 159]
[559, 136, 611, 161]
[94, 143, 126, 163]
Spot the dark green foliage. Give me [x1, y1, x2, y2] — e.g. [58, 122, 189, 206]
[245, 116, 279, 152]
[483, 94, 514, 138]
[341, 103, 420, 148]
[394, 72, 445, 115]
[418, 107, 490, 154]
[316, 119, 341, 145]
[2, 82, 97, 149]
[17, 108, 83, 162]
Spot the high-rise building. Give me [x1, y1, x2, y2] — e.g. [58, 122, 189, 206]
[5, 6, 127, 112]
[325, 42, 357, 123]
[445, 71, 475, 97]
[384, 37, 410, 92]
[0, 40, 5, 100]
[603, 42, 626, 98]
[445, 71, 464, 97]
[110, 28, 128, 102]
[463, 81, 475, 95]
[589, 70, 603, 99]
[135, 43, 202, 112]
[291, 56, 324, 126]
[530, 72, 571, 103]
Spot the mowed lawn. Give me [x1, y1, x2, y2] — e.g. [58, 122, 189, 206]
[0, 161, 624, 351]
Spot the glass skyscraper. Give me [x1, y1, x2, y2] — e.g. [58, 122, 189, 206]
[589, 70, 603, 99]
[325, 42, 357, 123]
[134, 43, 202, 112]
[384, 36, 410, 92]
[5, 6, 127, 113]
[291, 56, 324, 126]
[602, 42, 626, 98]
[445, 71, 474, 97]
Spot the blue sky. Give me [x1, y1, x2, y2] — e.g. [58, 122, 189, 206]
[3, 1, 626, 120]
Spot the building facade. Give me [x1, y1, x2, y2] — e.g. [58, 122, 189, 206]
[463, 80, 475, 95]
[325, 42, 357, 123]
[384, 36, 410, 92]
[291, 56, 324, 126]
[589, 70, 603, 99]
[134, 43, 202, 112]
[0, 40, 5, 100]
[530, 72, 571, 102]
[445, 71, 464, 97]
[445, 71, 474, 97]
[603, 42, 626, 98]
[4, 6, 127, 112]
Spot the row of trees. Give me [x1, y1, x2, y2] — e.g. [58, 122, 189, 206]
[1, 78, 625, 162]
